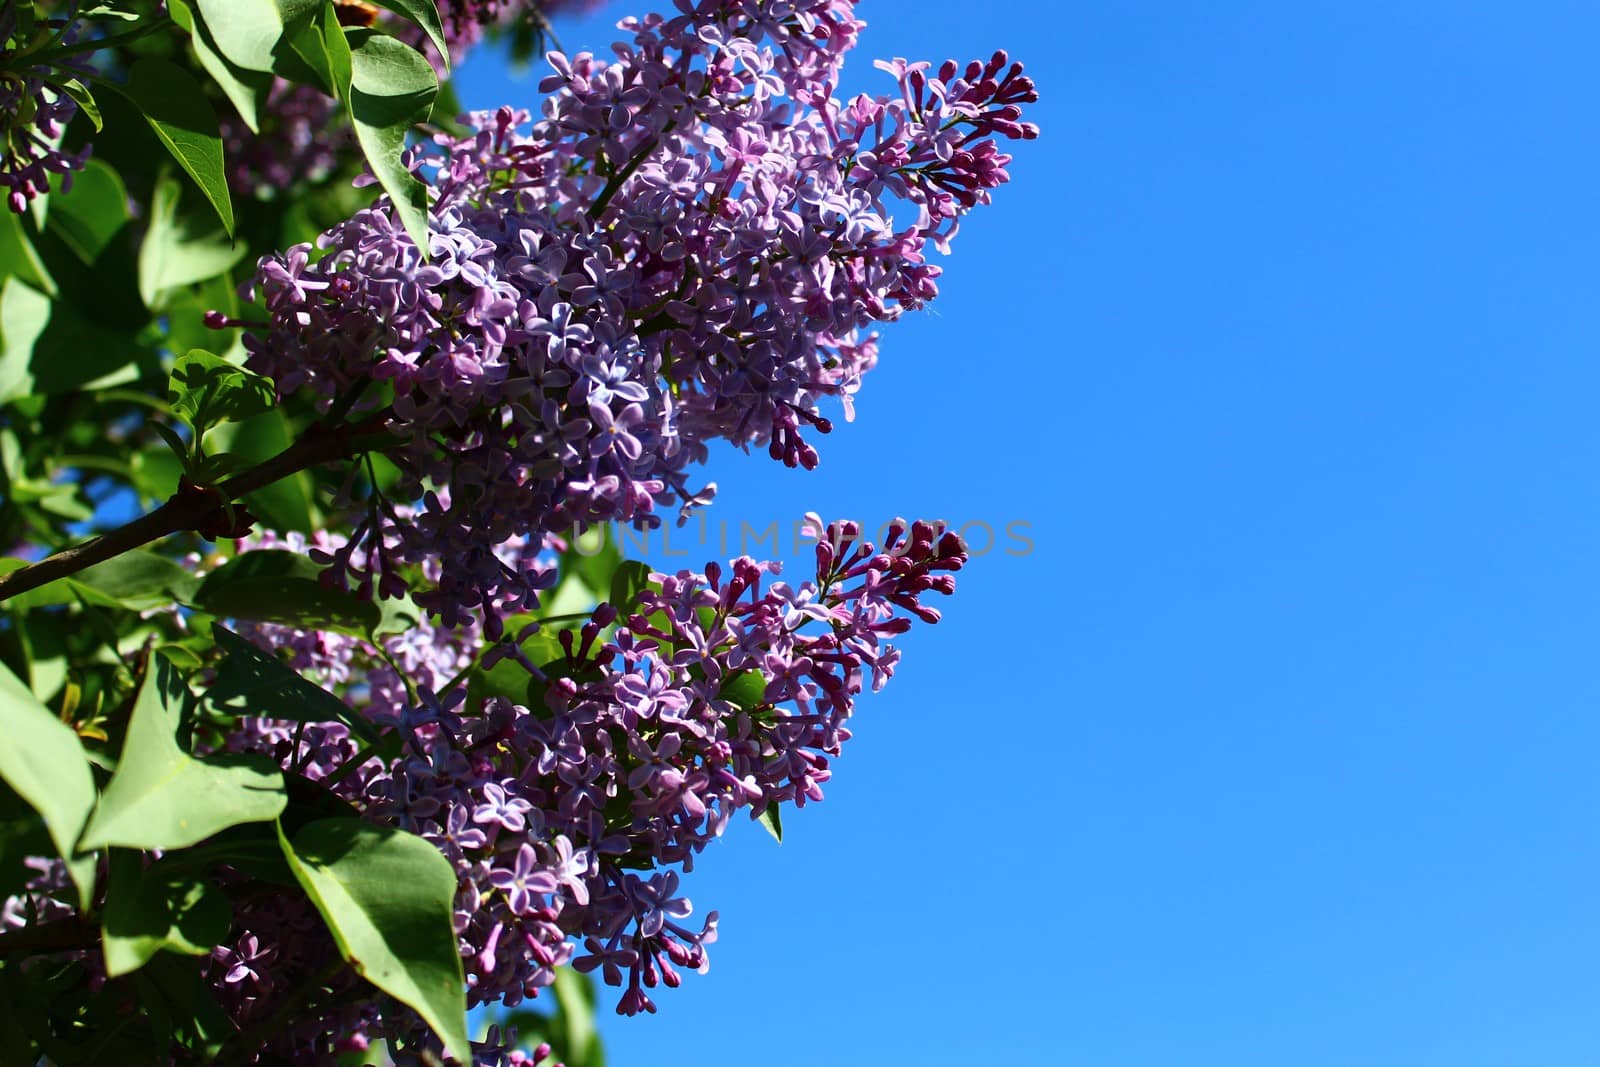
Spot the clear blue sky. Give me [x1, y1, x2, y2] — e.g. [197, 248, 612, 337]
[459, 4, 1600, 1064]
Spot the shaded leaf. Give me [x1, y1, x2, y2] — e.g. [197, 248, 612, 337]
[608, 560, 651, 612]
[103, 850, 231, 977]
[9, 550, 202, 614]
[170, 0, 272, 133]
[138, 175, 249, 307]
[168, 349, 276, 431]
[208, 411, 318, 533]
[0, 213, 56, 296]
[206, 625, 396, 757]
[46, 158, 130, 263]
[193, 550, 382, 635]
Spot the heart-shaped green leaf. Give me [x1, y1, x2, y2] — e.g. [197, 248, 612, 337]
[103, 850, 232, 977]
[346, 29, 436, 253]
[79, 656, 286, 851]
[278, 818, 469, 1063]
[120, 59, 234, 236]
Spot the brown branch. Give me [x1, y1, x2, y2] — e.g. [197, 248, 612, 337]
[0, 414, 393, 605]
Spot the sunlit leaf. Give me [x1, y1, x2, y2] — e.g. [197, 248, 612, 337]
[278, 818, 470, 1062]
[79, 657, 287, 851]
[0, 662, 97, 908]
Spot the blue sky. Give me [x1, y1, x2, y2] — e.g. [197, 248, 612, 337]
[459, 4, 1600, 1064]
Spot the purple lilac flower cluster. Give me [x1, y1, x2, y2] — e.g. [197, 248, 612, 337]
[221, 79, 356, 198]
[0, 6, 93, 213]
[161, 514, 958, 1057]
[237, 0, 1035, 634]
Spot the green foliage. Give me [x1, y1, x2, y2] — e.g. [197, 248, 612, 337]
[346, 28, 438, 250]
[120, 59, 235, 235]
[194, 550, 421, 638]
[79, 655, 287, 851]
[6, 550, 201, 613]
[167, 348, 276, 435]
[138, 174, 249, 306]
[756, 803, 783, 844]
[102, 850, 231, 977]
[206, 624, 397, 756]
[279, 818, 471, 1063]
[0, 662, 97, 908]
[503, 968, 607, 1067]
[720, 669, 770, 713]
[0, 2, 611, 1060]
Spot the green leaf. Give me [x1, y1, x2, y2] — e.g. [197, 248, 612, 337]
[0, 279, 144, 400]
[550, 968, 603, 1067]
[59, 79, 102, 131]
[121, 59, 235, 236]
[755, 803, 782, 844]
[278, 818, 469, 1063]
[170, 0, 273, 133]
[346, 28, 437, 253]
[194, 0, 323, 73]
[0, 662, 97, 908]
[168, 349, 276, 432]
[719, 669, 769, 713]
[607, 560, 651, 611]
[206, 625, 396, 758]
[46, 158, 130, 264]
[322, 0, 354, 100]
[9, 551, 202, 614]
[0, 784, 55, 901]
[367, 0, 449, 73]
[565, 525, 623, 595]
[138, 175, 249, 307]
[103, 851, 232, 977]
[192, 550, 383, 636]
[135, 955, 238, 1058]
[75, 551, 202, 611]
[79, 656, 287, 851]
[278, 2, 339, 95]
[0, 214, 55, 296]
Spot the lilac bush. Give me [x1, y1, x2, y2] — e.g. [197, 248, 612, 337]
[0, 1, 1034, 1062]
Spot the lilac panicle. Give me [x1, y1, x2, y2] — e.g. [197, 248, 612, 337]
[0, 6, 93, 214]
[238, 0, 1036, 634]
[22, 515, 959, 1053]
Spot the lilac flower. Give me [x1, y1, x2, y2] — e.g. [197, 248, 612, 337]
[488, 843, 559, 915]
[473, 781, 537, 833]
